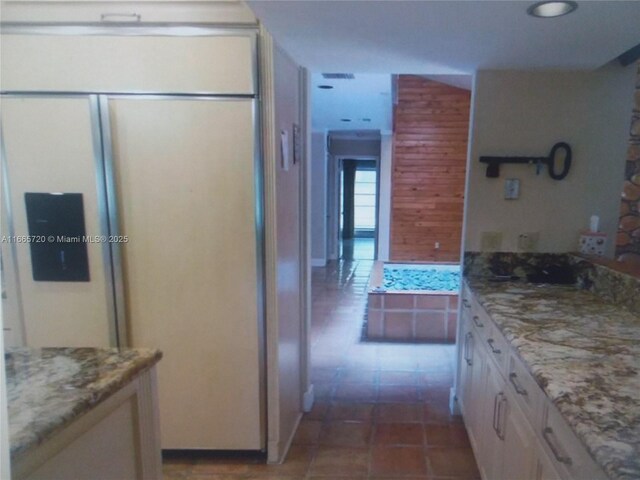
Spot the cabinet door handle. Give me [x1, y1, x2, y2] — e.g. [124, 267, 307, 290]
[492, 392, 500, 435]
[496, 393, 507, 440]
[464, 332, 473, 366]
[100, 13, 141, 22]
[509, 372, 528, 396]
[472, 315, 484, 328]
[542, 427, 572, 465]
[487, 338, 501, 355]
[463, 299, 471, 309]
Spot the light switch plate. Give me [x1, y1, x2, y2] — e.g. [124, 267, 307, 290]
[481, 231, 503, 251]
[504, 178, 520, 200]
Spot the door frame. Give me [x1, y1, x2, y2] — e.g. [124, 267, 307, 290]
[333, 154, 380, 260]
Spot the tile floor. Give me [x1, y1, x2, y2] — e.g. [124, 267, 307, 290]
[164, 259, 479, 479]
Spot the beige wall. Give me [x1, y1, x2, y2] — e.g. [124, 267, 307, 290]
[378, 133, 393, 261]
[263, 34, 304, 462]
[273, 43, 303, 461]
[465, 68, 636, 256]
[310, 131, 327, 265]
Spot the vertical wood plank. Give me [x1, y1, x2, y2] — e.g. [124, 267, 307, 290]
[390, 76, 471, 262]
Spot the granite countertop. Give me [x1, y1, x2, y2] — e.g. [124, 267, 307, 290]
[5, 347, 162, 459]
[465, 278, 640, 480]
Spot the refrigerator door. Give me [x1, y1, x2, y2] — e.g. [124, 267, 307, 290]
[106, 97, 263, 450]
[1, 96, 115, 347]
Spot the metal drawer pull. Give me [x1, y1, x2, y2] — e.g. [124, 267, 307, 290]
[487, 338, 501, 354]
[472, 315, 484, 328]
[100, 13, 141, 22]
[542, 427, 573, 465]
[496, 393, 507, 440]
[463, 299, 471, 308]
[509, 372, 528, 396]
[464, 332, 473, 366]
[492, 393, 500, 435]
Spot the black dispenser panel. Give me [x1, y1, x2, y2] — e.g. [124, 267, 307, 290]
[25, 193, 90, 282]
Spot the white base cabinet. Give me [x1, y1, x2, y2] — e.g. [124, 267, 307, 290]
[457, 284, 607, 480]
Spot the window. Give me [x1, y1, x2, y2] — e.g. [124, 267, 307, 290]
[354, 169, 376, 231]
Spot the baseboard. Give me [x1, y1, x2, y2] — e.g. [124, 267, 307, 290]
[302, 384, 314, 412]
[267, 412, 303, 464]
[311, 258, 327, 267]
[449, 387, 461, 415]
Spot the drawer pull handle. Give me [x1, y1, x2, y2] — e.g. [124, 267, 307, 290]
[492, 392, 500, 435]
[472, 315, 484, 328]
[496, 393, 507, 440]
[542, 427, 573, 466]
[100, 13, 141, 22]
[463, 299, 471, 309]
[487, 338, 501, 355]
[464, 332, 473, 366]
[509, 373, 528, 396]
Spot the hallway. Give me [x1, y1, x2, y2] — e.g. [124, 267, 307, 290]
[164, 259, 478, 479]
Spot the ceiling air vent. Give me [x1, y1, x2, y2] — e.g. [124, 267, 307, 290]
[322, 73, 355, 80]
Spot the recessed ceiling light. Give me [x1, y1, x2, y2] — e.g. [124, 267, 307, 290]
[527, 1, 577, 18]
[318, 85, 334, 89]
[340, 119, 352, 122]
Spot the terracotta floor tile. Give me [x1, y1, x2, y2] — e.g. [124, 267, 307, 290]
[318, 420, 372, 447]
[370, 445, 428, 476]
[423, 402, 462, 425]
[292, 419, 323, 445]
[334, 382, 378, 402]
[247, 446, 314, 476]
[379, 370, 420, 385]
[339, 368, 378, 383]
[376, 403, 424, 424]
[424, 424, 471, 447]
[374, 423, 425, 445]
[379, 384, 422, 403]
[328, 402, 375, 422]
[304, 401, 330, 421]
[309, 446, 370, 476]
[426, 447, 480, 478]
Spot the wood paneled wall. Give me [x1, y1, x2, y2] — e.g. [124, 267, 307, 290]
[390, 75, 471, 262]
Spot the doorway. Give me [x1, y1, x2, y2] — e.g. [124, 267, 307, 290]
[339, 158, 379, 261]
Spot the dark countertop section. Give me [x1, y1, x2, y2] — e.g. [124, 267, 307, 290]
[5, 347, 162, 459]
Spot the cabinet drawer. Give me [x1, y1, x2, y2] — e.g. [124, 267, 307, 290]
[507, 353, 542, 425]
[541, 403, 607, 480]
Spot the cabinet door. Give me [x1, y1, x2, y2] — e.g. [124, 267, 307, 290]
[501, 390, 536, 480]
[1, 96, 114, 347]
[535, 444, 563, 480]
[458, 312, 474, 413]
[108, 97, 262, 450]
[477, 356, 505, 480]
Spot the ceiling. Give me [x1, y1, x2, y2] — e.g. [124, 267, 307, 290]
[311, 73, 392, 133]
[248, 1, 640, 74]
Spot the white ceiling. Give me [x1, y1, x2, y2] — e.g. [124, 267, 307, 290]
[248, 1, 640, 74]
[311, 73, 392, 133]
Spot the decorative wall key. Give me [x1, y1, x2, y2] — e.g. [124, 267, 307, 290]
[480, 142, 572, 180]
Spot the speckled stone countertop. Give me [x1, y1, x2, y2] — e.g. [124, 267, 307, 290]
[465, 278, 640, 480]
[5, 347, 162, 459]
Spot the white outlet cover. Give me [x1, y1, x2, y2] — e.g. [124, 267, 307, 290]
[504, 178, 520, 200]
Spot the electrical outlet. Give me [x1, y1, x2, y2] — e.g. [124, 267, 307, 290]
[518, 232, 540, 252]
[481, 231, 503, 251]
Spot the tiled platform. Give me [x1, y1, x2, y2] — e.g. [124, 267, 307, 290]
[163, 258, 478, 479]
[367, 261, 458, 342]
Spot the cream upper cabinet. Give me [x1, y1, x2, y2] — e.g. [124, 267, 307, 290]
[1, 33, 256, 95]
[0, 0, 257, 24]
